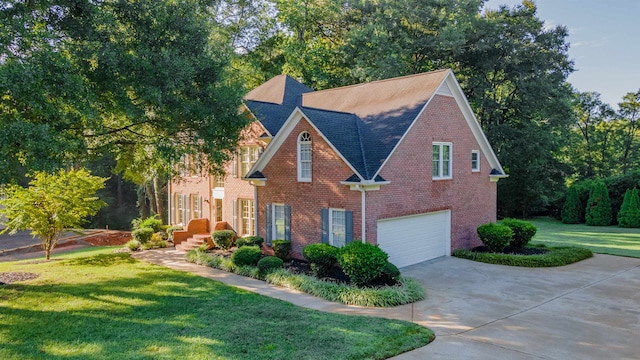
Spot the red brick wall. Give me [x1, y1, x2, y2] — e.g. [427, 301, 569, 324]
[257, 117, 361, 258]
[368, 95, 497, 250]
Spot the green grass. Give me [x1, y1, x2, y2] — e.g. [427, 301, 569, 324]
[453, 245, 593, 267]
[529, 217, 640, 258]
[0, 249, 434, 359]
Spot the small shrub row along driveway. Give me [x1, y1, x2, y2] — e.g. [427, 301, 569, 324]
[0, 248, 433, 360]
[530, 217, 640, 258]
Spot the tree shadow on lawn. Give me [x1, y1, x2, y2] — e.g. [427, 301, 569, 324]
[0, 255, 432, 359]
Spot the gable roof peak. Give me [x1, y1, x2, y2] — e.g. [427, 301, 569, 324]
[244, 74, 314, 106]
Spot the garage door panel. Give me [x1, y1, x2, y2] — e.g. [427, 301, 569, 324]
[377, 211, 450, 268]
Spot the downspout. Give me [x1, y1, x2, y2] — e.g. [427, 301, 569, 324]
[356, 185, 366, 243]
[253, 185, 258, 236]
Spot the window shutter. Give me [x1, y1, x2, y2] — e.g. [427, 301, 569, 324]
[232, 199, 238, 232]
[284, 205, 291, 241]
[265, 204, 272, 245]
[321, 208, 329, 244]
[345, 210, 353, 244]
[232, 152, 238, 178]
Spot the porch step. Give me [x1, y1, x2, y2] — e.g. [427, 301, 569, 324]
[175, 233, 211, 252]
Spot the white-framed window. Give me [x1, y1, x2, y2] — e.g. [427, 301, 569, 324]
[191, 194, 202, 219]
[432, 142, 452, 179]
[321, 208, 353, 247]
[240, 199, 255, 236]
[240, 146, 260, 177]
[179, 155, 202, 177]
[176, 193, 191, 224]
[297, 132, 312, 182]
[214, 198, 223, 222]
[266, 203, 291, 244]
[471, 150, 480, 172]
[214, 176, 224, 188]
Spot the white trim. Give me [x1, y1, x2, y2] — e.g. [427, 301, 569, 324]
[328, 208, 347, 247]
[432, 142, 453, 180]
[471, 150, 481, 172]
[246, 107, 366, 181]
[297, 131, 312, 182]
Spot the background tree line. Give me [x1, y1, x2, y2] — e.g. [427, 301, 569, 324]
[2, 0, 638, 228]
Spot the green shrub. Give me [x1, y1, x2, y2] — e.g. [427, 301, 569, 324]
[132, 227, 154, 244]
[500, 218, 537, 249]
[231, 245, 262, 267]
[585, 181, 612, 226]
[126, 239, 141, 251]
[618, 188, 640, 228]
[378, 261, 401, 282]
[166, 225, 183, 241]
[257, 256, 283, 273]
[561, 186, 582, 224]
[151, 232, 165, 243]
[141, 241, 155, 250]
[303, 243, 339, 277]
[337, 242, 388, 287]
[477, 223, 513, 253]
[236, 236, 264, 248]
[212, 230, 235, 250]
[132, 214, 163, 233]
[272, 240, 291, 260]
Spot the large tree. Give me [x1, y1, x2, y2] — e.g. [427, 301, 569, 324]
[0, 0, 249, 185]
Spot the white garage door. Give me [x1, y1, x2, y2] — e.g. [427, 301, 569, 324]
[377, 210, 451, 268]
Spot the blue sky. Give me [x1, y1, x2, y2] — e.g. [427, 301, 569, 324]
[484, 0, 640, 108]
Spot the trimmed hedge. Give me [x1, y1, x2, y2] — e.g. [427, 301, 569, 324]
[257, 256, 283, 273]
[477, 223, 513, 253]
[231, 245, 262, 267]
[500, 218, 537, 249]
[303, 243, 339, 277]
[212, 230, 235, 250]
[453, 246, 593, 267]
[272, 240, 291, 260]
[237, 236, 264, 248]
[338, 242, 388, 287]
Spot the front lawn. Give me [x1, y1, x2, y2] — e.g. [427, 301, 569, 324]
[0, 249, 433, 360]
[529, 217, 640, 258]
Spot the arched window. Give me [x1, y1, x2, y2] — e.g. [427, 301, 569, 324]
[297, 132, 312, 181]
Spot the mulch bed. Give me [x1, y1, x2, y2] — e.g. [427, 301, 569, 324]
[0, 272, 39, 285]
[82, 231, 132, 246]
[472, 245, 549, 255]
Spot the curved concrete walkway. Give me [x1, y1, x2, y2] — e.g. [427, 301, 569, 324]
[133, 248, 640, 360]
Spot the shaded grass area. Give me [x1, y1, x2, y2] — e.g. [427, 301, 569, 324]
[186, 249, 425, 307]
[0, 250, 434, 359]
[453, 245, 593, 267]
[530, 217, 640, 258]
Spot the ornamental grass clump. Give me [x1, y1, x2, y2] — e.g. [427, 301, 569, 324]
[303, 243, 339, 277]
[337, 242, 388, 287]
[477, 223, 513, 253]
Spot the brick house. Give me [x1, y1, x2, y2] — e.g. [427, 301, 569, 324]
[169, 69, 507, 267]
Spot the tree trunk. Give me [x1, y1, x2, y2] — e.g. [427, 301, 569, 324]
[153, 176, 163, 222]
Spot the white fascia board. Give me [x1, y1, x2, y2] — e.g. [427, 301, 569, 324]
[246, 107, 365, 181]
[445, 72, 506, 175]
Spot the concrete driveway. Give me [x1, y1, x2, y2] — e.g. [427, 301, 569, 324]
[396, 254, 640, 359]
[134, 249, 640, 360]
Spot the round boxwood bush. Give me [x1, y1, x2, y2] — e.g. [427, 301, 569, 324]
[257, 256, 283, 273]
[132, 227, 154, 244]
[500, 218, 537, 249]
[272, 240, 291, 260]
[212, 230, 235, 250]
[231, 245, 262, 267]
[236, 236, 264, 248]
[337, 242, 388, 287]
[477, 223, 513, 253]
[303, 243, 339, 277]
